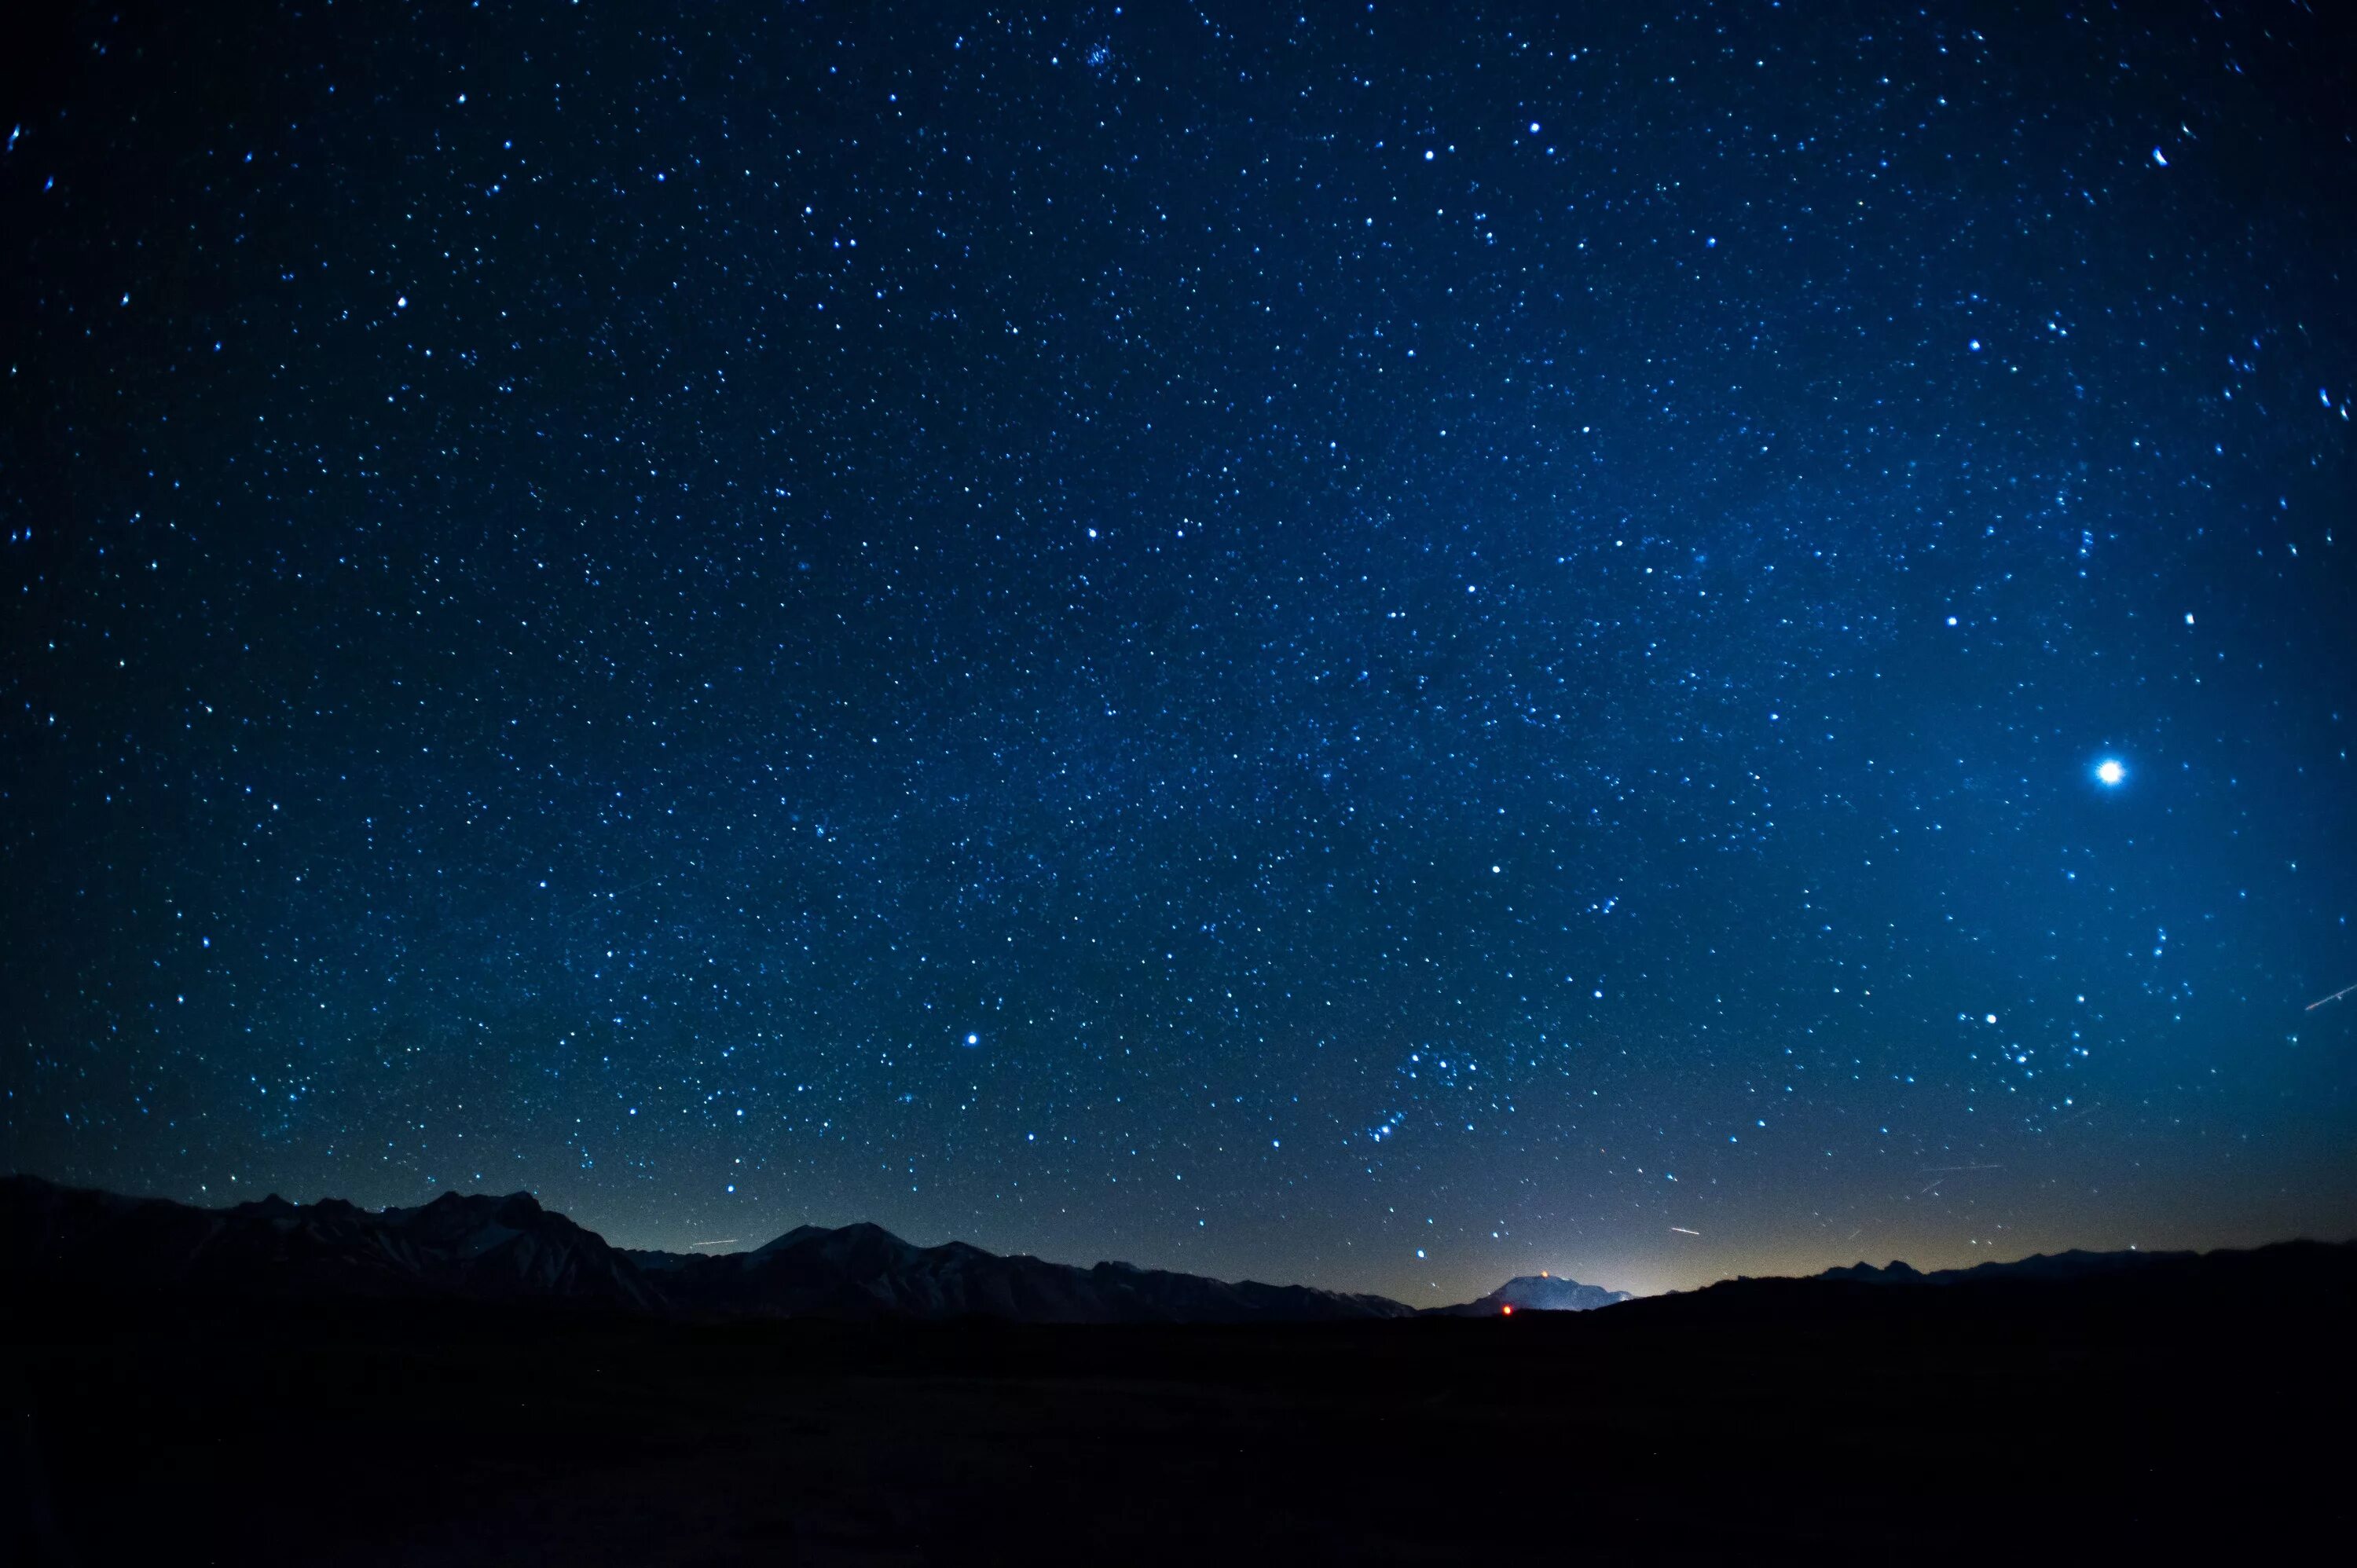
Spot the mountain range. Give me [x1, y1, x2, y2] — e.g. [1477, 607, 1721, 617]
[0, 1174, 1461, 1324]
[13, 1174, 2348, 1566]
[30, 1173, 2313, 1328]
[619, 1218, 1422, 1323]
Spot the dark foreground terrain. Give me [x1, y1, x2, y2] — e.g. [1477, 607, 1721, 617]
[9, 1240, 2352, 1564]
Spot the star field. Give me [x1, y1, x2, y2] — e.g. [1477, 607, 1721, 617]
[3, 1, 2352, 1299]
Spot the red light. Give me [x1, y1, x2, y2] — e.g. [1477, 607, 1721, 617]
[1501, 1304, 1514, 1316]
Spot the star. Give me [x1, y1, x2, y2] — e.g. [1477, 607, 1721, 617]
[2095, 759, 2126, 787]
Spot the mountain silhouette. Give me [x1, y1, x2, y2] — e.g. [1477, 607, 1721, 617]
[0, 1174, 1409, 1324]
[9, 1174, 2350, 1563]
[0, 1174, 663, 1310]
[622, 1218, 1416, 1323]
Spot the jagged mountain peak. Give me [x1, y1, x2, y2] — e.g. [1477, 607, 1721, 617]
[1433, 1272, 1633, 1316]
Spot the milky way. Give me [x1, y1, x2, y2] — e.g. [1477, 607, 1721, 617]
[4, 2, 2352, 1299]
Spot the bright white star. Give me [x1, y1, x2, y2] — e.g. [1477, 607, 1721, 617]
[2095, 758, 2125, 786]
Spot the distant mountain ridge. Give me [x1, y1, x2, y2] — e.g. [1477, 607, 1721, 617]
[0, 1174, 1412, 1324]
[1816, 1248, 2197, 1287]
[1428, 1273, 1633, 1316]
[618, 1218, 1418, 1324]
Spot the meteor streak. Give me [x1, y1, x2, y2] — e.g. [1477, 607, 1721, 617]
[1670, 1226, 1700, 1236]
[2306, 982, 2357, 1012]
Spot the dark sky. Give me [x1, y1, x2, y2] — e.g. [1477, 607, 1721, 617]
[4, 1, 2352, 1301]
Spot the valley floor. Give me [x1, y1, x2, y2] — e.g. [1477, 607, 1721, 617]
[7, 1288, 2348, 1563]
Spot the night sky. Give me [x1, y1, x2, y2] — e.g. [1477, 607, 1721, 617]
[5, 2, 2353, 1302]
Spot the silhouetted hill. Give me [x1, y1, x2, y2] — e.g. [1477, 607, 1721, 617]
[0, 1175, 1410, 1324]
[1817, 1246, 2194, 1285]
[1611, 1236, 2357, 1335]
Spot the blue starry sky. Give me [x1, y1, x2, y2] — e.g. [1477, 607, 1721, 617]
[4, 1, 2352, 1299]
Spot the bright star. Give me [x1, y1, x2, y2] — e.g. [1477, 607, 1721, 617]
[2095, 758, 2126, 786]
